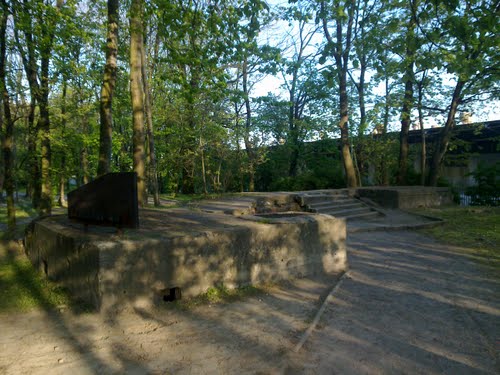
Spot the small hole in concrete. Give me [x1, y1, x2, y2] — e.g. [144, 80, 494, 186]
[163, 287, 182, 302]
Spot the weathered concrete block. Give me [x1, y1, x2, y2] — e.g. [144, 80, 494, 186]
[355, 187, 453, 209]
[24, 211, 347, 312]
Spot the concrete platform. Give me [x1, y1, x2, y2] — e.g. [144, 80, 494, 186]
[24, 208, 347, 311]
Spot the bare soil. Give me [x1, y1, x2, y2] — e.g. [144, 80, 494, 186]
[0, 241, 333, 375]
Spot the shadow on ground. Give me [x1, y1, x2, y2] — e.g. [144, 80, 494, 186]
[291, 231, 500, 375]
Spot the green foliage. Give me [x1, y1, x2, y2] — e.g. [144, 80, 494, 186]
[1, 0, 499, 217]
[466, 162, 500, 206]
[356, 134, 399, 185]
[256, 139, 344, 191]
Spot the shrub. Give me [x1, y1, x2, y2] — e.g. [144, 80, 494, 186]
[465, 162, 500, 206]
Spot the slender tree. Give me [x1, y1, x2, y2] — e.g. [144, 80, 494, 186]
[417, 0, 500, 185]
[97, 0, 119, 177]
[396, 10, 416, 185]
[141, 32, 160, 206]
[130, 0, 147, 205]
[280, 2, 320, 177]
[319, 0, 358, 187]
[0, 0, 16, 230]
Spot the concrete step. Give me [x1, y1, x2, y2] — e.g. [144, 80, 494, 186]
[310, 203, 365, 213]
[315, 206, 373, 216]
[300, 193, 349, 204]
[307, 200, 360, 210]
[341, 210, 380, 221]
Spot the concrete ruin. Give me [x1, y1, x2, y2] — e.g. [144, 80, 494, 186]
[354, 186, 453, 209]
[24, 204, 347, 311]
[23, 187, 452, 311]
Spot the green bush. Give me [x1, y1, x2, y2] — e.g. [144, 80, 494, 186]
[466, 162, 500, 206]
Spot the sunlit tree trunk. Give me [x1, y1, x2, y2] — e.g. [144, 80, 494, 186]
[141, 35, 160, 206]
[200, 136, 208, 195]
[38, 0, 63, 215]
[97, 0, 118, 176]
[130, 0, 147, 206]
[321, 0, 358, 188]
[58, 79, 67, 207]
[0, 0, 16, 229]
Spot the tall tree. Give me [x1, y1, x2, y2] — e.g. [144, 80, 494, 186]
[416, 0, 500, 185]
[280, 1, 320, 177]
[0, 0, 16, 230]
[142, 32, 160, 206]
[39, 0, 63, 214]
[396, 8, 416, 185]
[319, 0, 358, 187]
[130, 0, 147, 205]
[97, 0, 119, 177]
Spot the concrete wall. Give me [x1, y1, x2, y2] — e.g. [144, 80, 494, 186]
[24, 213, 347, 311]
[24, 219, 102, 308]
[355, 187, 453, 209]
[413, 153, 500, 191]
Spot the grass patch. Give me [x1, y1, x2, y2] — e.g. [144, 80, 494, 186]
[0, 199, 39, 240]
[0, 240, 72, 313]
[411, 206, 500, 271]
[166, 284, 265, 310]
[0, 198, 37, 223]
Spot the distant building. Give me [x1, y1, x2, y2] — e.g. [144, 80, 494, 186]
[409, 120, 500, 190]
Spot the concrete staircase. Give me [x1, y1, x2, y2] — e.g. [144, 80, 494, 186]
[299, 190, 381, 221]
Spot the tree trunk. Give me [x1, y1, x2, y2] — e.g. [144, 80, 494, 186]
[97, 0, 119, 176]
[397, 77, 413, 185]
[0, 1, 16, 229]
[24, 99, 36, 198]
[357, 59, 367, 137]
[381, 70, 390, 185]
[12, 2, 41, 205]
[242, 57, 256, 191]
[339, 70, 358, 187]
[37, 0, 63, 215]
[397, 16, 416, 186]
[38, 57, 52, 214]
[417, 75, 426, 186]
[81, 146, 89, 185]
[141, 35, 160, 206]
[58, 79, 67, 207]
[428, 80, 465, 186]
[320, 0, 357, 188]
[200, 137, 208, 195]
[130, 0, 147, 206]
[0, 110, 4, 202]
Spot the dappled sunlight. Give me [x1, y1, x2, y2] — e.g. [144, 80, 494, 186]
[349, 262, 500, 317]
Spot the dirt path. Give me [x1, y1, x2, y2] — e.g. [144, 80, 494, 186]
[290, 231, 500, 374]
[0, 271, 333, 375]
[1, 231, 499, 374]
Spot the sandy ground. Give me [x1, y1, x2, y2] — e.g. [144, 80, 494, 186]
[1, 230, 499, 374]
